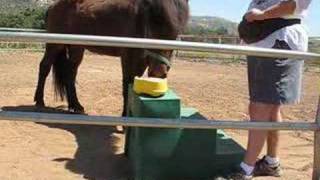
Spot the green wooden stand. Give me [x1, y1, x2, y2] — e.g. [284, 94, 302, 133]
[125, 87, 245, 180]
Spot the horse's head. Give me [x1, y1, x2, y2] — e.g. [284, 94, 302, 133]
[139, 0, 189, 78]
[145, 50, 172, 78]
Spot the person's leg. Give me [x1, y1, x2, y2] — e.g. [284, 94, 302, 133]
[228, 102, 273, 179]
[249, 105, 282, 177]
[243, 102, 273, 166]
[245, 56, 275, 166]
[267, 105, 282, 159]
[253, 105, 282, 177]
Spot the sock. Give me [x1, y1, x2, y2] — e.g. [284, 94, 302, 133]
[265, 155, 280, 166]
[240, 162, 254, 176]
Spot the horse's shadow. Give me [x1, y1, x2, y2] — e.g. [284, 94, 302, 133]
[1, 105, 131, 180]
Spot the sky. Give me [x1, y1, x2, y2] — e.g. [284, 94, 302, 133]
[189, 0, 320, 36]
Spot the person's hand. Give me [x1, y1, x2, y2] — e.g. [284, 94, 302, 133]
[245, 8, 266, 22]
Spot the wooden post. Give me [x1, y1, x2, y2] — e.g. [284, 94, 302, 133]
[313, 96, 320, 180]
[233, 37, 238, 45]
[175, 36, 182, 59]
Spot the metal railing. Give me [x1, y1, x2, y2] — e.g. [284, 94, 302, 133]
[0, 110, 318, 131]
[0, 28, 319, 179]
[0, 31, 319, 60]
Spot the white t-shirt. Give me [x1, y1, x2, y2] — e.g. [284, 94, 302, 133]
[247, 0, 312, 51]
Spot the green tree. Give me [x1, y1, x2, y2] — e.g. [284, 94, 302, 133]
[0, 7, 46, 29]
[214, 26, 228, 35]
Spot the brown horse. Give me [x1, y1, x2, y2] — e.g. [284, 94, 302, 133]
[34, 0, 189, 115]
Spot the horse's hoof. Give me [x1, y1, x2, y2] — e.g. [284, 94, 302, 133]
[115, 126, 125, 133]
[121, 110, 128, 117]
[35, 101, 45, 108]
[68, 105, 85, 114]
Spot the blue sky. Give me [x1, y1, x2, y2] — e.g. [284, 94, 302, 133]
[189, 0, 320, 36]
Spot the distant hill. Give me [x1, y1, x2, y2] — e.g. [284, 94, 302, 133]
[186, 16, 238, 36]
[309, 39, 320, 53]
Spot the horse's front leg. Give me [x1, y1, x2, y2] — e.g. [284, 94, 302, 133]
[121, 49, 147, 116]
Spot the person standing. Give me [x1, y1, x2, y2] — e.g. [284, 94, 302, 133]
[231, 0, 312, 179]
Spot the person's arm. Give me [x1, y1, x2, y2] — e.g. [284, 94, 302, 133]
[245, 0, 296, 22]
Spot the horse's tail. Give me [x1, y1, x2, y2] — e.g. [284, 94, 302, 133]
[52, 45, 71, 101]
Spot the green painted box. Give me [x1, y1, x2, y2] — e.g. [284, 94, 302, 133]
[126, 86, 182, 158]
[125, 87, 244, 179]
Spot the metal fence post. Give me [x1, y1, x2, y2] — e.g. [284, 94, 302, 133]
[313, 96, 320, 180]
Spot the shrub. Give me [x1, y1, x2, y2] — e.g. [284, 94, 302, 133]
[0, 7, 47, 29]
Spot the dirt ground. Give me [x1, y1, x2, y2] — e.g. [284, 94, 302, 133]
[0, 51, 319, 180]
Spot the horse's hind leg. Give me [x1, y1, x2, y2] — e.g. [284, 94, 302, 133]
[34, 44, 64, 107]
[65, 46, 85, 113]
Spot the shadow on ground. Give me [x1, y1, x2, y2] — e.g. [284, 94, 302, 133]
[1, 105, 131, 180]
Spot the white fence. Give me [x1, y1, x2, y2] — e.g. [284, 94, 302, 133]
[0, 28, 320, 179]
